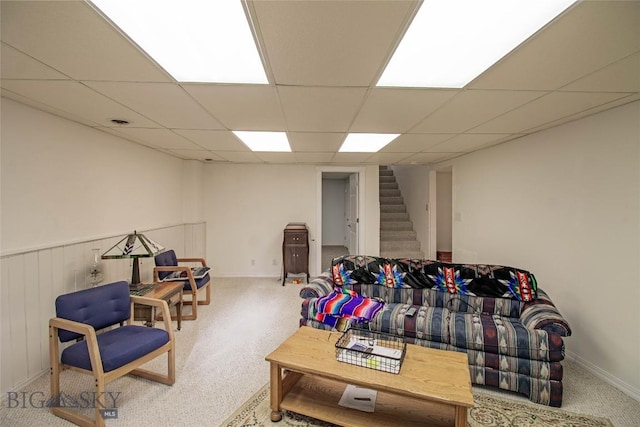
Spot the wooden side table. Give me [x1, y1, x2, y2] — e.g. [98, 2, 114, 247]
[132, 282, 183, 330]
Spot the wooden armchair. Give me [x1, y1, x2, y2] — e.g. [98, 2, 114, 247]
[154, 249, 211, 321]
[49, 281, 175, 427]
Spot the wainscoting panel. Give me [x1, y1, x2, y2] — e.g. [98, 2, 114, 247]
[0, 222, 206, 396]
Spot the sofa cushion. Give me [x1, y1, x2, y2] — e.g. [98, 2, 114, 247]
[370, 304, 451, 344]
[332, 255, 537, 301]
[448, 312, 565, 362]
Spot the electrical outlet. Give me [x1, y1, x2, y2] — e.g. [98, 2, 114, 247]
[272, 259, 277, 266]
[251, 259, 255, 266]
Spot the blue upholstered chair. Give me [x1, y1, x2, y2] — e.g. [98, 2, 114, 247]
[154, 249, 211, 321]
[49, 281, 175, 427]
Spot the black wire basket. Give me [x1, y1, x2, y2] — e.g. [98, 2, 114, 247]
[335, 328, 406, 374]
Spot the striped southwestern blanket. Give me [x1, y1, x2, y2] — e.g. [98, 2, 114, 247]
[313, 287, 384, 329]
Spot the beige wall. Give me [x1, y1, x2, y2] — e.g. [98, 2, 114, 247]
[442, 100, 640, 398]
[0, 98, 190, 255]
[436, 171, 452, 252]
[0, 98, 205, 395]
[204, 164, 380, 277]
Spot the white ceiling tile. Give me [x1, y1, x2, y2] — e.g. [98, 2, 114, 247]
[469, 1, 640, 90]
[107, 128, 202, 150]
[278, 86, 367, 132]
[84, 82, 224, 130]
[0, 79, 159, 127]
[332, 153, 373, 164]
[366, 152, 413, 165]
[1, 43, 68, 80]
[250, 0, 418, 86]
[471, 91, 632, 133]
[396, 153, 459, 164]
[561, 52, 640, 93]
[253, 152, 297, 163]
[381, 134, 453, 152]
[1, 87, 102, 128]
[294, 153, 335, 163]
[411, 89, 547, 133]
[427, 134, 513, 153]
[183, 84, 286, 130]
[173, 130, 249, 151]
[350, 88, 458, 133]
[166, 149, 225, 161]
[288, 132, 345, 152]
[0, 1, 170, 82]
[215, 151, 262, 163]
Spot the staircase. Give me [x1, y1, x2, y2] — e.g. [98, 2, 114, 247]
[379, 166, 424, 259]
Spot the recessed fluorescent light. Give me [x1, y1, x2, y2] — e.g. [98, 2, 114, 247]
[90, 0, 268, 84]
[233, 131, 291, 152]
[339, 133, 399, 153]
[377, 0, 576, 88]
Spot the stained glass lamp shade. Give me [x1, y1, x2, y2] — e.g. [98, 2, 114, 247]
[102, 231, 165, 289]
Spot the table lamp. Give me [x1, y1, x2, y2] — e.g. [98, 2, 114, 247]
[102, 231, 165, 291]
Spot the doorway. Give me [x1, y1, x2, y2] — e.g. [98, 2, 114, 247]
[429, 168, 453, 262]
[316, 167, 365, 274]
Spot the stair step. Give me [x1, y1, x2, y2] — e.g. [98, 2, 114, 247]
[381, 212, 409, 221]
[380, 230, 417, 241]
[380, 221, 413, 231]
[380, 196, 404, 205]
[379, 189, 401, 197]
[379, 176, 396, 183]
[380, 250, 425, 259]
[379, 165, 389, 171]
[381, 240, 421, 251]
[379, 182, 398, 190]
[380, 204, 406, 213]
[379, 169, 394, 177]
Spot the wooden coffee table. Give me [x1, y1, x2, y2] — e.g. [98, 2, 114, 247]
[265, 327, 473, 427]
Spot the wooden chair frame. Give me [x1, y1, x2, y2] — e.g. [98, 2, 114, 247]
[49, 296, 175, 427]
[153, 257, 211, 321]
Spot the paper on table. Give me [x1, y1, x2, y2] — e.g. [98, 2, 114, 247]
[338, 384, 377, 413]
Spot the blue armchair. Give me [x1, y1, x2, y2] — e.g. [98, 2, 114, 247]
[154, 249, 211, 321]
[49, 281, 175, 427]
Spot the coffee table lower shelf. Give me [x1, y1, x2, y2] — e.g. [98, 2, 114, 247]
[279, 373, 457, 427]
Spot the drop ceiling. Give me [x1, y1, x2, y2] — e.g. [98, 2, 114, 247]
[1, 0, 639, 165]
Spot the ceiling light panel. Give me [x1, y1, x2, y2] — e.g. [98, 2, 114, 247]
[377, 0, 576, 88]
[339, 133, 400, 153]
[90, 0, 268, 83]
[232, 131, 291, 152]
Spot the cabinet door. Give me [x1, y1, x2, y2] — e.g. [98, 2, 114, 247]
[293, 245, 308, 273]
[284, 245, 300, 273]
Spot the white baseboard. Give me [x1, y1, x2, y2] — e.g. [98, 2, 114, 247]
[566, 350, 640, 402]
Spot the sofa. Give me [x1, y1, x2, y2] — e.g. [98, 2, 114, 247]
[299, 255, 572, 407]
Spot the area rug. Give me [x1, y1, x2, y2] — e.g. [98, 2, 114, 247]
[222, 383, 613, 427]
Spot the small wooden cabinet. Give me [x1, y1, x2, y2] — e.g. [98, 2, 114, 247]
[282, 223, 310, 286]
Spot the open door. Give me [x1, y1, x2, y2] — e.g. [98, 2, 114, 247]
[346, 173, 359, 254]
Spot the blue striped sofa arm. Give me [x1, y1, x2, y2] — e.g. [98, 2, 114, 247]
[299, 272, 334, 298]
[520, 289, 572, 337]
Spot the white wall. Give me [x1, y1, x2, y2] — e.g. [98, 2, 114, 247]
[443, 100, 640, 398]
[322, 178, 347, 245]
[390, 165, 429, 255]
[436, 171, 452, 252]
[204, 164, 380, 277]
[0, 98, 190, 254]
[0, 98, 205, 396]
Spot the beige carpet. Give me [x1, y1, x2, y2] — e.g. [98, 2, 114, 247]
[222, 382, 613, 427]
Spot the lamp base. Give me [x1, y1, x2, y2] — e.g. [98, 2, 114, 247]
[129, 282, 147, 292]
